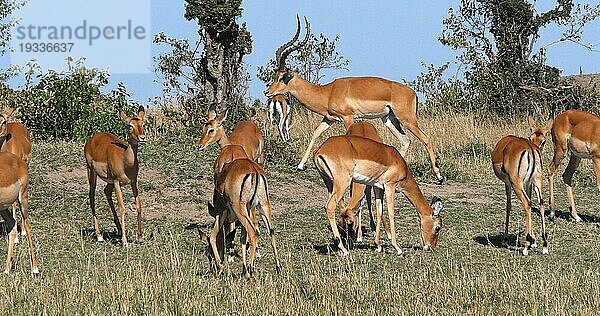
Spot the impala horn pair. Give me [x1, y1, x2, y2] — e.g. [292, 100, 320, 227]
[275, 15, 311, 71]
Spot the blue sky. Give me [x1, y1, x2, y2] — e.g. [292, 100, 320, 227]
[3, 1, 599, 104]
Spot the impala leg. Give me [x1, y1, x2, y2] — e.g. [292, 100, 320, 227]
[592, 157, 600, 203]
[503, 182, 512, 247]
[533, 175, 548, 254]
[373, 188, 384, 252]
[258, 200, 281, 273]
[235, 203, 258, 277]
[511, 179, 534, 255]
[403, 121, 443, 183]
[563, 155, 582, 222]
[240, 226, 248, 275]
[131, 181, 143, 242]
[0, 208, 17, 274]
[385, 186, 402, 255]
[104, 184, 119, 237]
[113, 181, 128, 246]
[325, 183, 350, 256]
[11, 202, 20, 244]
[342, 181, 363, 242]
[297, 119, 334, 170]
[209, 214, 226, 271]
[88, 167, 103, 242]
[382, 116, 411, 157]
[548, 144, 567, 219]
[18, 187, 39, 274]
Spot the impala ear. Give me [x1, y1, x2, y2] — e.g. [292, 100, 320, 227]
[119, 111, 131, 124]
[137, 105, 146, 120]
[543, 118, 553, 131]
[217, 108, 229, 123]
[527, 116, 537, 131]
[2, 107, 15, 119]
[431, 196, 443, 219]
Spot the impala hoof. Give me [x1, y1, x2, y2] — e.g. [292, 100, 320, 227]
[530, 242, 537, 249]
[97, 236, 105, 242]
[396, 248, 403, 256]
[436, 176, 446, 185]
[573, 215, 582, 223]
[13, 236, 19, 244]
[32, 267, 40, 275]
[542, 247, 549, 255]
[522, 248, 529, 256]
[296, 164, 305, 171]
[375, 246, 382, 253]
[356, 236, 363, 243]
[338, 249, 349, 257]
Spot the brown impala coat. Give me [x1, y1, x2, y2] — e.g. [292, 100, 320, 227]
[0, 152, 39, 274]
[313, 135, 443, 256]
[339, 122, 391, 242]
[491, 117, 552, 256]
[84, 107, 146, 245]
[548, 110, 600, 221]
[197, 109, 264, 164]
[206, 158, 281, 276]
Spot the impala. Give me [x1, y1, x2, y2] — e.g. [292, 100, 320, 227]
[491, 117, 552, 255]
[265, 16, 443, 183]
[338, 122, 391, 242]
[201, 158, 281, 276]
[0, 151, 39, 274]
[547, 110, 600, 222]
[268, 94, 292, 141]
[197, 107, 264, 164]
[84, 106, 146, 245]
[313, 135, 443, 256]
[1, 107, 32, 243]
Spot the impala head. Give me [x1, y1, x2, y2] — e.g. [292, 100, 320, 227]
[527, 116, 553, 150]
[0, 107, 15, 138]
[264, 15, 310, 98]
[197, 107, 229, 150]
[421, 197, 443, 251]
[120, 106, 147, 145]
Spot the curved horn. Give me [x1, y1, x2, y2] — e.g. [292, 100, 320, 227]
[276, 15, 301, 71]
[279, 16, 311, 71]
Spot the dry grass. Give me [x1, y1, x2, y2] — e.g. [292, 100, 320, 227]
[0, 111, 599, 314]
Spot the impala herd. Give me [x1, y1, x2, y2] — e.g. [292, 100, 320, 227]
[0, 17, 599, 277]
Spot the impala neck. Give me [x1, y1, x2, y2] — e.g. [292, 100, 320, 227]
[216, 127, 231, 148]
[127, 136, 141, 165]
[288, 73, 331, 116]
[400, 176, 434, 218]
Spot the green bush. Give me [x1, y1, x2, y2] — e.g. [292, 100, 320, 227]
[13, 60, 138, 142]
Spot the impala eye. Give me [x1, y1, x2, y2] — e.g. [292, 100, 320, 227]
[208, 128, 215, 135]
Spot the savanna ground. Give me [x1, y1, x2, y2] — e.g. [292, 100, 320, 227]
[1, 111, 600, 315]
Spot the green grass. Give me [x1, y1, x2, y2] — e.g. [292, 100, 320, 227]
[2, 121, 600, 315]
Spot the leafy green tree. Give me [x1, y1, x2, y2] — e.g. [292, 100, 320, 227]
[154, 0, 253, 126]
[0, 0, 26, 82]
[438, 0, 599, 115]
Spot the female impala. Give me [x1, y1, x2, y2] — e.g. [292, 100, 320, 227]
[0, 151, 39, 274]
[203, 158, 281, 276]
[1, 107, 32, 243]
[268, 94, 292, 141]
[265, 16, 443, 183]
[547, 110, 600, 222]
[84, 106, 146, 245]
[313, 135, 443, 256]
[492, 117, 552, 255]
[339, 122, 391, 242]
[197, 107, 264, 164]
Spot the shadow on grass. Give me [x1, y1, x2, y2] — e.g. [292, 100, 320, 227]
[548, 208, 600, 223]
[79, 228, 124, 245]
[473, 233, 518, 250]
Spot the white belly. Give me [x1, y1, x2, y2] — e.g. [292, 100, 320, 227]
[352, 172, 384, 189]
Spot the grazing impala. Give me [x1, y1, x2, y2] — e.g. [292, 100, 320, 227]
[0, 151, 39, 274]
[313, 135, 443, 256]
[338, 122, 391, 242]
[84, 106, 146, 245]
[547, 110, 600, 222]
[197, 107, 264, 164]
[0, 107, 32, 243]
[268, 94, 292, 141]
[492, 117, 552, 255]
[202, 158, 281, 276]
[265, 16, 443, 183]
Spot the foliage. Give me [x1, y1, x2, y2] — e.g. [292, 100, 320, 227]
[154, 0, 253, 128]
[436, 0, 600, 116]
[13, 59, 138, 141]
[0, 0, 26, 82]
